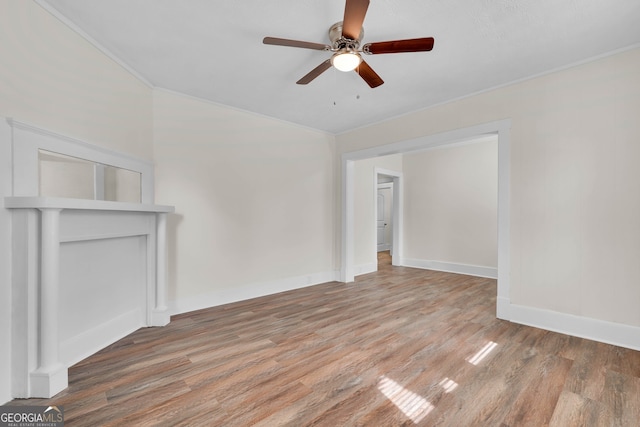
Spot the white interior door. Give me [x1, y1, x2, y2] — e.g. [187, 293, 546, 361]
[377, 185, 393, 252]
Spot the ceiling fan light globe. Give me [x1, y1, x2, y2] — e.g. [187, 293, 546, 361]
[331, 52, 361, 72]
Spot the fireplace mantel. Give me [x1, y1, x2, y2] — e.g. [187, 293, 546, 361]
[3, 118, 175, 400]
[4, 196, 174, 213]
[7, 197, 174, 398]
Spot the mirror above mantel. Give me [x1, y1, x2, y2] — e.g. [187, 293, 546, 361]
[38, 149, 142, 203]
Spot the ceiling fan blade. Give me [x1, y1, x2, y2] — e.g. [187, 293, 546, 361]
[263, 37, 330, 51]
[296, 59, 332, 85]
[342, 0, 369, 40]
[355, 59, 383, 88]
[363, 37, 435, 54]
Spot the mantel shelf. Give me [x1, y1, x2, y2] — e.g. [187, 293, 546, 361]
[4, 196, 174, 213]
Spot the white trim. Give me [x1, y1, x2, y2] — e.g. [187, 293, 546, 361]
[354, 263, 377, 277]
[7, 118, 156, 204]
[496, 125, 511, 317]
[169, 270, 340, 315]
[155, 88, 335, 137]
[93, 164, 106, 201]
[401, 258, 498, 279]
[508, 304, 640, 352]
[34, 0, 154, 88]
[343, 119, 511, 162]
[341, 160, 355, 282]
[0, 117, 12, 405]
[496, 297, 511, 320]
[4, 196, 172, 213]
[7, 119, 153, 166]
[341, 119, 511, 318]
[375, 168, 403, 264]
[59, 308, 144, 367]
[374, 168, 403, 179]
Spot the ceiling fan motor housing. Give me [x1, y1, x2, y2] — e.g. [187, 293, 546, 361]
[329, 21, 363, 50]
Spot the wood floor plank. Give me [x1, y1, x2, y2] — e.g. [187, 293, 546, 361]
[549, 391, 613, 427]
[601, 369, 640, 425]
[501, 354, 574, 426]
[5, 251, 639, 425]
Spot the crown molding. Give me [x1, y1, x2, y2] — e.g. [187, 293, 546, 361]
[34, 0, 154, 89]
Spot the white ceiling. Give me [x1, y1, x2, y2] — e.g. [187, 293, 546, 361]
[39, 0, 640, 134]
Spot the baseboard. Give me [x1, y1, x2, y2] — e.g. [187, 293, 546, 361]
[505, 303, 640, 351]
[60, 308, 144, 366]
[354, 262, 377, 277]
[496, 296, 511, 320]
[169, 270, 340, 316]
[401, 258, 498, 279]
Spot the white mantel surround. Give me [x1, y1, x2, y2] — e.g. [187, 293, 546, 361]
[6, 196, 174, 398]
[2, 118, 176, 399]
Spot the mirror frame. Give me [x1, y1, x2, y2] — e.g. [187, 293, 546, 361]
[9, 118, 155, 204]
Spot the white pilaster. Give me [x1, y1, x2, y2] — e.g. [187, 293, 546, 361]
[30, 208, 68, 397]
[151, 212, 170, 326]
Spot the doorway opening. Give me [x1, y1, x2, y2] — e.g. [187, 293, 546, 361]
[376, 181, 393, 253]
[341, 119, 511, 320]
[375, 168, 402, 268]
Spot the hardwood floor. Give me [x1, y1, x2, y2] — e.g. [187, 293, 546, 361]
[7, 251, 640, 426]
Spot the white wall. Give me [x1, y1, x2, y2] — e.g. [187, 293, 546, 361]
[0, 1, 153, 160]
[0, 1, 154, 403]
[0, 120, 12, 404]
[353, 154, 402, 273]
[337, 48, 640, 341]
[153, 90, 337, 313]
[402, 137, 498, 272]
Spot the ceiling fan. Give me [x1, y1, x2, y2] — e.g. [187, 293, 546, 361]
[263, 0, 435, 88]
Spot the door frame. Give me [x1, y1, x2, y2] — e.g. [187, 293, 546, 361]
[375, 169, 402, 259]
[341, 119, 511, 320]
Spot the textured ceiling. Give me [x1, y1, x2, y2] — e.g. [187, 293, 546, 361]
[39, 0, 640, 134]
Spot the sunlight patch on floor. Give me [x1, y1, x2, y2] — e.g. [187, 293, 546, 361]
[378, 375, 434, 424]
[439, 377, 458, 393]
[467, 341, 498, 365]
